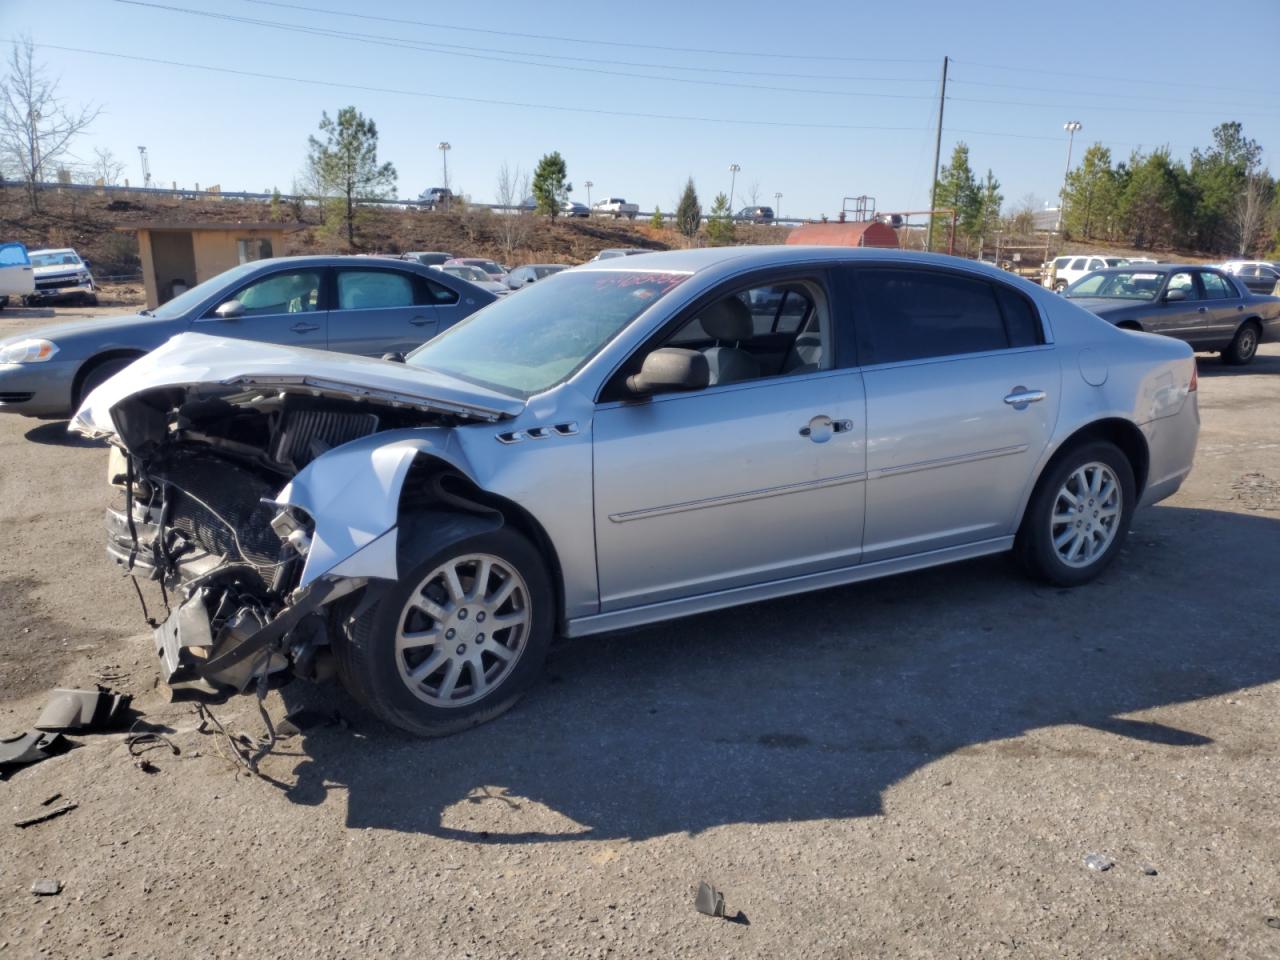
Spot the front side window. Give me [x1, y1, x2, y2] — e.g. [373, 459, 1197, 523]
[232, 270, 322, 315]
[1070, 258, 1088, 271]
[1167, 272, 1198, 299]
[1199, 271, 1234, 299]
[407, 271, 687, 397]
[1089, 259, 1105, 271]
[0, 243, 28, 266]
[659, 279, 829, 384]
[856, 269, 1040, 365]
[336, 269, 415, 309]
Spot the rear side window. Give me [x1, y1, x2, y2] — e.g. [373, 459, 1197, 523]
[336, 270, 414, 309]
[0, 243, 29, 266]
[423, 278, 460, 305]
[1070, 258, 1088, 270]
[1199, 271, 1233, 299]
[855, 269, 1041, 364]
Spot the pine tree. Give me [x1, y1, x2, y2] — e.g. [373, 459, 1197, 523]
[649, 206, 664, 229]
[931, 142, 980, 251]
[675, 178, 701, 244]
[531, 151, 570, 219]
[306, 107, 396, 246]
[1062, 144, 1120, 241]
[706, 192, 735, 245]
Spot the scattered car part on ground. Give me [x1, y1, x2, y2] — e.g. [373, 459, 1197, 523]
[0, 254, 495, 417]
[34, 687, 132, 732]
[694, 881, 726, 917]
[0, 731, 71, 776]
[1065, 264, 1280, 364]
[71, 247, 1199, 737]
[15, 801, 78, 829]
[26, 248, 98, 306]
[30, 879, 62, 896]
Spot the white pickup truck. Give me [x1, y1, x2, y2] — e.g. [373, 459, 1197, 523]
[592, 197, 639, 220]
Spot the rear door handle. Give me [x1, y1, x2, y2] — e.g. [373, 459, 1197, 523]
[798, 416, 853, 442]
[1004, 387, 1046, 410]
[291, 321, 320, 333]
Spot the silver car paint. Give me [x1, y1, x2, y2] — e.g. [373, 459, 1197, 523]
[76, 247, 1199, 636]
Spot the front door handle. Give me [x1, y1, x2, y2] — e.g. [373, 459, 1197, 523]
[1003, 387, 1046, 410]
[798, 416, 853, 443]
[291, 321, 320, 333]
[409, 316, 433, 326]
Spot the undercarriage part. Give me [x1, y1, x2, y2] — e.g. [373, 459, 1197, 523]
[33, 687, 133, 733]
[0, 732, 70, 776]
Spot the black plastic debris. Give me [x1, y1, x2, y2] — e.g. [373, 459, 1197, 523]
[34, 686, 132, 733]
[1084, 853, 1115, 872]
[0, 731, 71, 777]
[15, 801, 78, 829]
[31, 879, 61, 896]
[278, 708, 343, 737]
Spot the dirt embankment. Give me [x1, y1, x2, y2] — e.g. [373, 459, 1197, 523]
[0, 188, 791, 277]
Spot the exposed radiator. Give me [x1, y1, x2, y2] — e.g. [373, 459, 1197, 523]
[271, 407, 380, 468]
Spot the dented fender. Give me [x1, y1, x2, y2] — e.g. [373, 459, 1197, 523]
[274, 428, 477, 588]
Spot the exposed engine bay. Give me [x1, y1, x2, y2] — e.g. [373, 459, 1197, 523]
[99, 383, 489, 696]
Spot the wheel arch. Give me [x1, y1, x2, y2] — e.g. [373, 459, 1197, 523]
[1115, 319, 1143, 331]
[1023, 418, 1151, 527]
[72, 349, 146, 407]
[397, 453, 567, 630]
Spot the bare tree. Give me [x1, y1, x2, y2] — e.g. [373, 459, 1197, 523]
[495, 161, 532, 259]
[0, 36, 100, 210]
[745, 179, 761, 208]
[91, 146, 124, 186]
[1231, 174, 1270, 257]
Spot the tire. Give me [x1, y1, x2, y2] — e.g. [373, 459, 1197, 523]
[1223, 321, 1260, 366]
[1015, 440, 1136, 587]
[0, 295, 7, 310]
[76, 356, 139, 406]
[335, 527, 553, 737]
[1053, 280, 1067, 293]
[82, 292, 99, 307]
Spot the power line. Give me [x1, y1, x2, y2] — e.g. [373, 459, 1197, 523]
[113, 1, 940, 102]
[18, 40, 929, 133]
[950, 95, 1274, 121]
[953, 58, 1252, 96]
[23, 40, 1203, 154]
[236, 0, 935, 64]
[949, 76, 1275, 112]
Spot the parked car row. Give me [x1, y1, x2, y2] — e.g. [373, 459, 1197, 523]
[63, 247, 1201, 737]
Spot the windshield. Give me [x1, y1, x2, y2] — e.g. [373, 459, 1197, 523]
[534, 266, 564, 279]
[444, 265, 487, 282]
[1067, 271, 1164, 301]
[31, 251, 82, 268]
[150, 260, 262, 319]
[405, 270, 688, 397]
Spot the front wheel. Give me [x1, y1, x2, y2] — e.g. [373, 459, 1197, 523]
[336, 527, 553, 737]
[1223, 322, 1259, 365]
[1016, 441, 1135, 587]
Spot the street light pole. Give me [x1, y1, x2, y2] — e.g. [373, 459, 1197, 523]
[774, 191, 782, 221]
[1057, 121, 1081, 234]
[584, 180, 593, 209]
[437, 141, 451, 209]
[728, 163, 740, 211]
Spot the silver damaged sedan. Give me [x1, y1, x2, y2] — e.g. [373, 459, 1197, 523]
[72, 248, 1200, 736]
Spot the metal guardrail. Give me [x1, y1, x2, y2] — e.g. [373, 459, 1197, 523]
[20, 180, 810, 225]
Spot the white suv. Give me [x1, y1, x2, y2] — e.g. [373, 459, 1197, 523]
[1042, 254, 1130, 292]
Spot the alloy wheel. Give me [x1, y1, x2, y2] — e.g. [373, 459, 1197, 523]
[394, 553, 531, 708]
[1050, 462, 1122, 569]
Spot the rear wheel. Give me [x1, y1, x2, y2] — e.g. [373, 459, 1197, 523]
[1016, 441, 1135, 586]
[336, 527, 553, 737]
[1223, 321, 1259, 365]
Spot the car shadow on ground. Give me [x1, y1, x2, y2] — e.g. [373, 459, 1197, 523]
[0, 305, 57, 320]
[23, 420, 105, 448]
[1196, 351, 1280, 377]
[277, 505, 1280, 843]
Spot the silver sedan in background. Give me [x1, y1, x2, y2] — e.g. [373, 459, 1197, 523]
[75, 247, 1199, 736]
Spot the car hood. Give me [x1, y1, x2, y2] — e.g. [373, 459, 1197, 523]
[0, 313, 169, 348]
[32, 263, 85, 278]
[69, 332, 525, 438]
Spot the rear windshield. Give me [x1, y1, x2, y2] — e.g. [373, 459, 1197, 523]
[1066, 271, 1164, 300]
[406, 271, 687, 397]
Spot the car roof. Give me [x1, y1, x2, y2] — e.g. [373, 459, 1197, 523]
[575, 245, 1040, 279]
[1089, 263, 1217, 274]
[29, 247, 78, 256]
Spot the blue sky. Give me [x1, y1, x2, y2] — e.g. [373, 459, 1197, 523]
[4, 0, 1278, 219]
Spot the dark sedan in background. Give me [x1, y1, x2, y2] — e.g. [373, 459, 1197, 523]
[1233, 263, 1280, 295]
[1065, 264, 1280, 365]
[0, 255, 495, 417]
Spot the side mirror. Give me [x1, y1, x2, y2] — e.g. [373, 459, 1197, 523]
[626, 347, 710, 396]
[82, 260, 92, 272]
[381, 351, 406, 363]
[1164, 288, 1187, 303]
[214, 299, 246, 320]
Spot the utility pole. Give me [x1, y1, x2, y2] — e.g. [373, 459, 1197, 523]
[728, 163, 740, 210]
[1057, 121, 1082, 234]
[136, 145, 150, 188]
[925, 55, 949, 252]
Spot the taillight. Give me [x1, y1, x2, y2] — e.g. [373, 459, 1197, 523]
[1188, 363, 1198, 392]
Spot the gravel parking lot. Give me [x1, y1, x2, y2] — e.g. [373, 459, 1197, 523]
[1, 304, 1278, 958]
